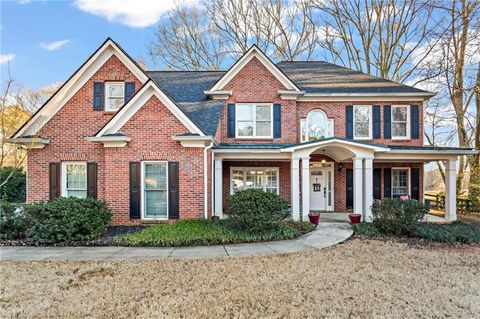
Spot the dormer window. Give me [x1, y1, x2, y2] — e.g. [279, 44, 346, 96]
[105, 82, 125, 111]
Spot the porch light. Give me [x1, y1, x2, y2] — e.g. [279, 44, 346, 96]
[321, 159, 326, 164]
[338, 164, 343, 173]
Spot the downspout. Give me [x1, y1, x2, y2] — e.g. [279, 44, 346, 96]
[204, 141, 213, 219]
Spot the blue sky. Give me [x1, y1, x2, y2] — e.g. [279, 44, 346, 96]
[1, 0, 181, 90]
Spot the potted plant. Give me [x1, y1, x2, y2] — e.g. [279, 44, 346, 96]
[308, 212, 320, 225]
[348, 213, 361, 224]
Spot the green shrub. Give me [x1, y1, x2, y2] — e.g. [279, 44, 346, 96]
[414, 222, 480, 244]
[0, 167, 26, 203]
[226, 189, 289, 232]
[0, 201, 29, 240]
[353, 222, 381, 237]
[25, 197, 111, 245]
[372, 198, 427, 235]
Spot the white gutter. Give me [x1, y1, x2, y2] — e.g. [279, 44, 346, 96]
[204, 140, 214, 219]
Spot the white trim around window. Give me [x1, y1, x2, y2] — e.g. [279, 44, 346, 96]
[141, 161, 169, 220]
[230, 167, 279, 195]
[61, 161, 87, 198]
[353, 105, 372, 140]
[105, 82, 125, 112]
[391, 167, 410, 198]
[391, 105, 410, 140]
[235, 103, 274, 139]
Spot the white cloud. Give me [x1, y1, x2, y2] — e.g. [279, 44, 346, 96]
[74, 0, 199, 28]
[18, 0, 31, 4]
[0, 54, 15, 64]
[39, 39, 70, 51]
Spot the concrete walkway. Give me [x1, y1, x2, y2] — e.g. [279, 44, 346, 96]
[0, 222, 353, 261]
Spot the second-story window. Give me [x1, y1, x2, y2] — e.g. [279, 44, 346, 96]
[235, 103, 272, 138]
[391, 105, 410, 139]
[105, 82, 124, 111]
[353, 105, 372, 139]
[301, 110, 333, 142]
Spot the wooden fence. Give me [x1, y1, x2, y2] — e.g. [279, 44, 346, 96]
[424, 192, 480, 213]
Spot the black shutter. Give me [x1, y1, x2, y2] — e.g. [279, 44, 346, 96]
[129, 162, 141, 219]
[346, 169, 353, 208]
[372, 105, 381, 139]
[411, 167, 420, 200]
[384, 168, 392, 198]
[346, 105, 353, 139]
[125, 82, 135, 102]
[168, 162, 180, 219]
[373, 168, 382, 200]
[227, 104, 235, 138]
[411, 104, 419, 139]
[87, 162, 97, 199]
[93, 82, 104, 111]
[384, 105, 391, 139]
[49, 163, 61, 200]
[273, 103, 281, 138]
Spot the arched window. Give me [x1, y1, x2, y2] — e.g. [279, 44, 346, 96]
[301, 110, 333, 142]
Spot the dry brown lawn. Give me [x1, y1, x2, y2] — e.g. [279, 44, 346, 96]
[1, 239, 479, 319]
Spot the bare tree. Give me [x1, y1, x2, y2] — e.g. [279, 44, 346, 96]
[468, 62, 480, 199]
[313, 0, 438, 83]
[148, 3, 227, 70]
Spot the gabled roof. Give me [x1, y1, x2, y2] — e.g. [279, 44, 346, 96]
[209, 45, 301, 92]
[12, 38, 149, 139]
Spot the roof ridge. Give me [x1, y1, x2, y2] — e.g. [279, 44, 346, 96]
[146, 70, 227, 73]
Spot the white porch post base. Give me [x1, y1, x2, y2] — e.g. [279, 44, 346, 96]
[445, 159, 457, 221]
[353, 157, 364, 220]
[291, 158, 300, 221]
[301, 157, 310, 221]
[363, 158, 373, 222]
[214, 159, 223, 219]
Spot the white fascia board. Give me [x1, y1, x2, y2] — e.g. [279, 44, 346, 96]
[97, 82, 205, 137]
[172, 135, 215, 148]
[203, 90, 232, 100]
[14, 39, 148, 138]
[86, 136, 131, 142]
[297, 92, 434, 102]
[7, 137, 50, 149]
[210, 46, 300, 92]
[281, 139, 388, 153]
[387, 149, 477, 155]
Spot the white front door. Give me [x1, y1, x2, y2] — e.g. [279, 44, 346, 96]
[309, 163, 334, 211]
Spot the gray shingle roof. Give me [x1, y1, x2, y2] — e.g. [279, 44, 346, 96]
[276, 61, 433, 95]
[147, 71, 226, 136]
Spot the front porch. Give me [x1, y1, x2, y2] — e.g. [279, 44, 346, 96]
[212, 139, 471, 223]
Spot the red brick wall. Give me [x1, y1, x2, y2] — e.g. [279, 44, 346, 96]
[27, 54, 143, 204]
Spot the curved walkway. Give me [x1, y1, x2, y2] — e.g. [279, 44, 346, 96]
[0, 223, 353, 261]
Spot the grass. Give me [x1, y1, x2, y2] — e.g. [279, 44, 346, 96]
[118, 219, 315, 247]
[2, 239, 479, 318]
[354, 220, 480, 244]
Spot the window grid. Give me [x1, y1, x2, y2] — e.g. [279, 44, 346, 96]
[353, 105, 372, 139]
[236, 104, 272, 138]
[143, 162, 168, 219]
[63, 162, 87, 198]
[231, 167, 279, 194]
[105, 82, 125, 111]
[392, 168, 409, 198]
[300, 110, 334, 142]
[391, 105, 410, 139]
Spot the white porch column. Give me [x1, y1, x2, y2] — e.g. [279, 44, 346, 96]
[291, 157, 301, 221]
[353, 157, 364, 219]
[445, 158, 457, 221]
[214, 159, 223, 219]
[363, 158, 374, 222]
[301, 157, 310, 220]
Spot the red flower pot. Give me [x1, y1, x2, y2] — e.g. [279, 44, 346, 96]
[308, 214, 320, 225]
[349, 214, 361, 224]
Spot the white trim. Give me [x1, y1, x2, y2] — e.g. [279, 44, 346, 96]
[141, 161, 169, 220]
[61, 161, 87, 198]
[297, 95, 430, 102]
[210, 46, 300, 91]
[300, 109, 334, 142]
[6, 137, 50, 149]
[203, 90, 232, 100]
[229, 167, 280, 195]
[172, 135, 214, 148]
[235, 103, 274, 139]
[278, 90, 306, 100]
[14, 39, 148, 138]
[96, 81, 205, 137]
[353, 105, 372, 140]
[104, 82, 125, 112]
[391, 105, 411, 140]
[281, 138, 387, 153]
[391, 167, 411, 198]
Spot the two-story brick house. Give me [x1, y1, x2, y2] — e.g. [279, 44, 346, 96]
[9, 38, 474, 224]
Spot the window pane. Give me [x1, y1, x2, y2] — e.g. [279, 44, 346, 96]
[392, 107, 407, 121]
[232, 169, 244, 193]
[107, 83, 124, 97]
[237, 105, 254, 121]
[67, 190, 87, 198]
[237, 122, 254, 136]
[256, 105, 271, 121]
[107, 97, 124, 110]
[256, 121, 271, 136]
[307, 110, 327, 141]
[355, 106, 369, 122]
[392, 169, 408, 197]
[145, 163, 167, 190]
[145, 190, 167, 217]
[66, 164, 86, 192]
[144, 163, 168, 218]
[355, 122, 370, 137]
[392, 122, 407, 137]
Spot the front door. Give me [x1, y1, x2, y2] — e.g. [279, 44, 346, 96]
[310, 163, 334, 211]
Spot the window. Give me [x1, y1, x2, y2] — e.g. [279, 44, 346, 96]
[391, 105, 410, 139]
[231, 167, 279, 194]
[392, 168, 409, 198]
[236, 104, 272, 138]
[300, 110, 334, 142]
[62, 162, 87, 198]
[105, 82, 125, 111]
[142, 162, 168, 219]
[353, 105, 372, 139]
